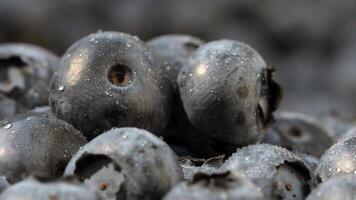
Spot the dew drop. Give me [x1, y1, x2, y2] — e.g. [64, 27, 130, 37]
[3, 123, 11, 129]
[58, 85, 65, 91]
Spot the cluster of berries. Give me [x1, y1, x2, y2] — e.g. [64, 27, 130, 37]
[0, 31, 354, 200]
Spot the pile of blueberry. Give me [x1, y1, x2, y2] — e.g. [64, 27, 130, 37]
[0, 31, 355, 200]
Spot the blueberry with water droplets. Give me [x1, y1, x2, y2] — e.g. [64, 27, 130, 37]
[147, 34, 204, 87]
[147, 35, 204, 149]
[177, 40, 282, 147]
[263, 111, 335, 157]
[306, 174, 356, 200]
[221, 144, 311, 200]
[49, 31, 172, 139]
[180, 155, 224, 180]
[64, 127, 183, 200]
[0, 43, 59, 120]
[163, 171, 264, 200]
[0, 176, 103, 200]
[0, 112, 87, 183]
[315, 136, 356, 182]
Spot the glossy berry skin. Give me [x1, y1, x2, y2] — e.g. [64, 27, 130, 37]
[147, 34, 204, 87]
[0, 43, 59, 120]
[177, 40, 282, 146]
[163, 171, 264, 200]
[64, 127, 183, 200]
[0, 112, 87, 183]
[0, 177, 103, 200]
[316, 136, 356, 182]
[306, 174, 356, 200]
[221, 144, 311, 200]
[49, 31, 172, 139]
[263, 112, 335, 157]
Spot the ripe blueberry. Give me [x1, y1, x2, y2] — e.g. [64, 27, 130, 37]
[147, 34, 204, 88]
[221, 144, 311, 199]
[49, 31, 173, 139]
[263, 111, 335, 157]
[163, 171, 264, 200]
[306, 174, 356, 200]
[0, 112, 86, 183]
[0, 43, 59, 120]
[64, 127, 183, 200]
[316, 136, 356, 182]
[147, 35, 205, 153]
[177, 40, 282, 147]
[0, 176, 103, 200]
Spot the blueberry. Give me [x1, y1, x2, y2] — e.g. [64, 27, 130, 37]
[163, 171, 264, 200]
[49, 31, 173, 139]
[0, 43, 59, 120]
[180, 155, 224, 180]
[147, 35, 204, 152]
[0, 112, 87, 183]
[177, 40, 282, 147]
[64, 127, 183, 200]
[0, 177, 103, 200]
[147, 34, 204, 88]
[315, 136, 356, 182]
[221, 144, 311, 199]
[263, 112, 335, 157]
[306, 174, 356, 200]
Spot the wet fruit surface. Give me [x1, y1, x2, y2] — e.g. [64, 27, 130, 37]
[178, 40, 282, 147]
[64, 127, 183, 200]
[221, 144, 311, 199]
[0, 112, 86, 183]
[49, 31, 173, 139]
[316, 136, 356, 182]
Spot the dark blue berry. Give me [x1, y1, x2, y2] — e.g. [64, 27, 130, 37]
[64, 127, 183, 200]
[49, 31, 173, 139]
